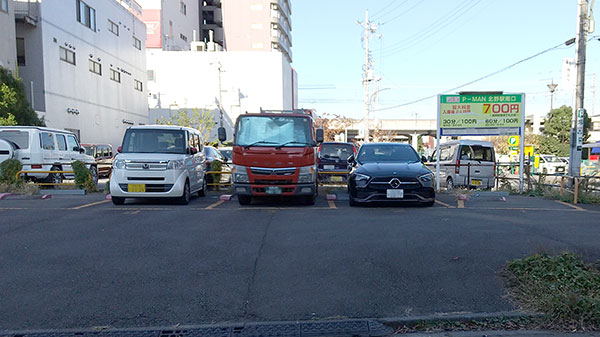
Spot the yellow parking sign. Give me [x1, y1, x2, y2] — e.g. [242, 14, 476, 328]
[507, 136, 519, 147]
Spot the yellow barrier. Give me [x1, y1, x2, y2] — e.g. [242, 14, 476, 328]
[205, 170, 232, 187]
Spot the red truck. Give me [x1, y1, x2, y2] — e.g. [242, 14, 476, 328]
[218, 109, 324, 205]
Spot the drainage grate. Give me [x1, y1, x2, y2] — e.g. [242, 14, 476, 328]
[0, 319, 392, 337]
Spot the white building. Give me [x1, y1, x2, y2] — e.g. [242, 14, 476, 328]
[0, 0, 17, 70]
[15, 0, 148, 148]
[146, 50, 298, 141]
[138, 0, 200, 51]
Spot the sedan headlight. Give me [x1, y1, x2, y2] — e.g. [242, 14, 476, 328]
[114, 159, 125, 169]
[232, 165, 249, 183]
[167, 159, 185, 170]
[298, 165, 316, 183]
[418, 172, 434, 185]
[353, 173, 371, 188]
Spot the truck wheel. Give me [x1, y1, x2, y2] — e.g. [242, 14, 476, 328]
[303, 194, 316, 206]
[238, 195, 252, 205]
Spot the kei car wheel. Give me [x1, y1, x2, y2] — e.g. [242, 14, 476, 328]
[178, 180, 191, 205]
[111, 196, 125, 205]
[197, 177, 207, 197]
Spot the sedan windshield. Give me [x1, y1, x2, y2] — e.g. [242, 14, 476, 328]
[121, 129, 186, 154]
[357, 144, 420, 163]
[235, 116, 313, 147]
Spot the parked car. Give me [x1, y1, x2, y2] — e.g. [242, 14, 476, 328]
[109, 125, 207, 205]
[317, 142, 356, 183]
[428, 140, 496, 190]
[81, 143, 113, 177]
[0, 126, 98, 185]
[538, 154, 566, 174]
[347, 142, 435, 206]
[204, 146, 231, 187]
[219, 146, 232, 163]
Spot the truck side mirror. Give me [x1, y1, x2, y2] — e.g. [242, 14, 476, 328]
[315, 129, 324, 143]
[218, 127, 227, 142]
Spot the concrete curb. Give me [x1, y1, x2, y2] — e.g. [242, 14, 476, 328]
[0, 193, 12, 200]
[379, 310, 542, 328]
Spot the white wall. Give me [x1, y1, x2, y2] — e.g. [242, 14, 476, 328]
[146, 50, 297, 142]
[17, 0, 148, 149]
[0, 0, 17, 70]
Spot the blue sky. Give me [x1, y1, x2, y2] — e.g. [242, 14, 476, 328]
[291, 0, 600, 120]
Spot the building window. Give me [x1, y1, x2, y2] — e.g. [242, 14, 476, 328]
[88, 59, 101, 75]
[134, 79, 143, 91]
[76, 0, 96, 31]
[108, 20, 119, 36]
[593, 121, 600, 131]
[133, 36, 141, 50]
[147, 70, 155, 81]
[59, 46, 76, 65]
[110, 68, 121, 83]
[180, 1, 186, 15]
[1, 0, 8, 13]
[16, 38, 25, 66]
[180, 33, 187, 42]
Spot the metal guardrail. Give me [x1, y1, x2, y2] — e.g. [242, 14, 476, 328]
[205, 170, 232, 187]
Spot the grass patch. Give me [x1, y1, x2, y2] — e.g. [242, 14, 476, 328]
[0, 181, 39, 195]
[391, 317, 541, 334]
[505, 253, 600, 331]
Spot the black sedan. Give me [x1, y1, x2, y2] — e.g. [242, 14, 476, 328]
[347, 142, 435, 207]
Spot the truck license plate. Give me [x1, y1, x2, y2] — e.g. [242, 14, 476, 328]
[471, 179, 482, 186]
[265, 186, 282, 195]
[128, 184, 146, 192]
[386, 189, 404, 199]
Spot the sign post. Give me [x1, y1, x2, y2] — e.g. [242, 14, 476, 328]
[436, 93, 526, 192]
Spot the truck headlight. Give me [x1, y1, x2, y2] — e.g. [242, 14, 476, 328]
[114, 159, 125, 169]
[232, 165, 249, 183]
[167, 159, 184, 170]
[353, 173, 370, 188]
[298, 165, 316, 183]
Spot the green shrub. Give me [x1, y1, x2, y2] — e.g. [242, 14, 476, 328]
[71, 160, 97, 192]
[0, 159, 22, 184]
[506, 252, 600, 329]
[210, 160, 223, 190]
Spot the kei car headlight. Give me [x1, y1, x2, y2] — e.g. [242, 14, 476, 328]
[353, 173, 370, 188]
[418, 172, 434, 185]
[232, 165, 249, 183]
[298, 165, 316, 183]
[114, 159, 125, 169]
[167, 159, 185, 170]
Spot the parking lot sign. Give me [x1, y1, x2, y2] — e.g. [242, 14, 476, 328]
[508, 136, 519, 147]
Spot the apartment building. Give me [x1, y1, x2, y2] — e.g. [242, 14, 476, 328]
[15, 0, 148, 148]
[220, 0, 292, 62]
[0, 0, 17, 71]
[138, 0, 200, 51]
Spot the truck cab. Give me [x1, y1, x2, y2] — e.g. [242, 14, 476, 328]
[219, 109, 323, 205]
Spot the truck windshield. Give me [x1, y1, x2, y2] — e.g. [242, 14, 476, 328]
[121, 129, 186, 154]
[235, 116, 313, 147]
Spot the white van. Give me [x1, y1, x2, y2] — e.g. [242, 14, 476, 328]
[429, 140, 496, 189]
[109, 125, 207, 205]
[0, 126, 98, 185]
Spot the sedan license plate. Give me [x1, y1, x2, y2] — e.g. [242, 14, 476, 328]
[265, 186, 282, 195]
[386, 189, 404, 199]
[471, 179, 482, 186]
[323, 165, 335, 170]
[128, 184, 146, 192]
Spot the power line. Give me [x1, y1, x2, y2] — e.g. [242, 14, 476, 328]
[371, 0, 405, 20]
[373, 38, 575, 111]
[380, 0, 427, 25]
[371, 0, 412, 21]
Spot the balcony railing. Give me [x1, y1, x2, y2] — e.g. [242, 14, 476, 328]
[14, 0, 39, 26]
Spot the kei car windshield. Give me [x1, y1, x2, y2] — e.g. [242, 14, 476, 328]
[121, 129, 186, 154]
[235, 116, 313, 147]
[357, 144, 420, 163]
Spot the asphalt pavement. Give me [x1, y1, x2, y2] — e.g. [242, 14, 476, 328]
[1, 190, 599, 334]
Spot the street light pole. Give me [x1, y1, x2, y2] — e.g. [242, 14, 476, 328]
[547, 81, 558, 113]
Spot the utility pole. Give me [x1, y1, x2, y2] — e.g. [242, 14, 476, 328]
[568, 0, 593, 177]
[359, 10, 377, 143]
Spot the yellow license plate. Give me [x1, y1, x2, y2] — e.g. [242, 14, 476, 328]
[471, 179, 482, 186]
[128, 184, 146, 192]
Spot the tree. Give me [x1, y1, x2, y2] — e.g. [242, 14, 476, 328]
[317, 113, 354, 141]
[539, 105, 591, 156]
[0, 113, 17, 126]
[156, 107, 216, 142]
[0, 66, 44, 126]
